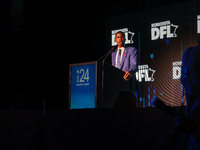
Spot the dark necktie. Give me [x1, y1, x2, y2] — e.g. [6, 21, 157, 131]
[117, 49, 121, 69]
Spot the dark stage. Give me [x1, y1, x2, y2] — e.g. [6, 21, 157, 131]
[0, 0, 196, 150]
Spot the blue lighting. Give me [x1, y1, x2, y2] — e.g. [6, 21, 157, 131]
[150, 53, 154, 59]
[165, 39, 170, 45]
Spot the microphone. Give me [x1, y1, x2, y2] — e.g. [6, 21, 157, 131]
[97, 47, 116, 62]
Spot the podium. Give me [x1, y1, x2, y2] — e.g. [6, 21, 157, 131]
[69, 61, 129, 109]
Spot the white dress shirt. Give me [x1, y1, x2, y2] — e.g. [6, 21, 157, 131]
[115, 47, 125, 68]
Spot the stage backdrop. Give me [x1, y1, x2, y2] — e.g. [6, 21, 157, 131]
[105, 1, 200, 107]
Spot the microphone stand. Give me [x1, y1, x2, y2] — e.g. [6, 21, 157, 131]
[97, 47, 116, 107]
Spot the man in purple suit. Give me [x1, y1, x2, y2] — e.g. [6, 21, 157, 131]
[111, 31, 138, 91]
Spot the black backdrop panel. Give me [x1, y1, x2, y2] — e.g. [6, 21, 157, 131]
[105, 1, 200, 107]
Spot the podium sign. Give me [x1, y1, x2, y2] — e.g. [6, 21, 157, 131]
[69, 62, 96, 109]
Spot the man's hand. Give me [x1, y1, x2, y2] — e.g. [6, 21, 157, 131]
[124, 71, 132, 81]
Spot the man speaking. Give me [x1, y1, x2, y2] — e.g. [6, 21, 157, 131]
[111, 31, 138, 92]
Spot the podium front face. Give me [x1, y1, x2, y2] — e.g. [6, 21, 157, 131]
[69, 61, 129, 109]
[69, 62, 97, 109]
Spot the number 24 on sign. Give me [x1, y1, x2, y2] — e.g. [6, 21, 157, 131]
[76, 68, 89, 83]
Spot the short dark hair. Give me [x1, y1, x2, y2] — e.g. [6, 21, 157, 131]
[115, 31, 125, 38]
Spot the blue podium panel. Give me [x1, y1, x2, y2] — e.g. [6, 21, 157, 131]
[70, 63, 96, 109]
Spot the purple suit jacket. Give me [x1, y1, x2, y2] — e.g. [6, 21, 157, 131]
[111, 46, 137, 76]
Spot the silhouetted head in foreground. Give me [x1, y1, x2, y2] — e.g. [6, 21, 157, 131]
[113, 90, 138, 108]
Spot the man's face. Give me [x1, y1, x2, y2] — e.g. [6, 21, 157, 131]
[115, 33, 125, 48]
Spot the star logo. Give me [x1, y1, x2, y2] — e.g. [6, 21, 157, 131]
[150, 53, 154, 59]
